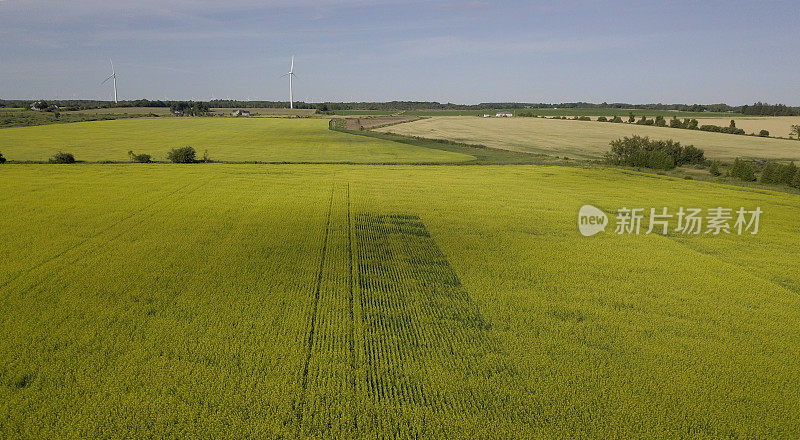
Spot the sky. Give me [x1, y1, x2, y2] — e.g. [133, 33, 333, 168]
[0, 0, 798, 105]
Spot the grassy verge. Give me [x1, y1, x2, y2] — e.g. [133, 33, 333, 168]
[330, 119, 571, 165]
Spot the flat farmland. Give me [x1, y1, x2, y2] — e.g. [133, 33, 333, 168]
[0, 118, 472, 163]
[1, 164, 799, 438]
[377, 116, 800, 161]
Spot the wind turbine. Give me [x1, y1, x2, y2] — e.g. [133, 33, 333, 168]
[101, 59, 118, 104]
[282, 56, 296, 109]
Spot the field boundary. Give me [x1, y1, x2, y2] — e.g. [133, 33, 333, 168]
[330, 118, 569, 165]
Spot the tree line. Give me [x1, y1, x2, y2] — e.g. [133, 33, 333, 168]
[3, 99, 798, 114]
[727, 159, 800, 188]
[740, 102, 800, 116]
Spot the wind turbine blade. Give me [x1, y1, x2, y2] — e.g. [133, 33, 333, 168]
[290, 56, 294, 72]
[101, 75, 113, 84]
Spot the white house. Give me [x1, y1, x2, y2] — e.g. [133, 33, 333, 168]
[231, 109, 251, 117]
[495, 112, 513, 118]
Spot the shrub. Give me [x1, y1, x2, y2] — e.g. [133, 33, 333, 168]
[0, 152, 5, 164]
[793, 169, 800, 188]
[597, 116, 608, 122]
[128, 150, 152, 163]
[634, 117, 653, 125]
[791, 125, 800, 139]
[729, 158, 756, 181]
[760, 162, 778, 184]
[709, 161, 722, 176]
[610, 116, 623, 123]
[759, 130, 770, 137]
[699, 124, 746, 135]
[577, 116, 590, 121]
[669, 117, 682, 128]
[49, 152, 75, 164]
[641, 149, 674, 169]
[166, 146, 196, 163]
[654, 115, 666, 127]
[777, 161, 798, 185]
[680, 145, 705, 165]
[605, 135, 703, 170]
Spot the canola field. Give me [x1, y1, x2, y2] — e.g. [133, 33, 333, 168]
[1, 164, 799, 439]
[377, 116, 800, 161]
[0, 118, 472, 163]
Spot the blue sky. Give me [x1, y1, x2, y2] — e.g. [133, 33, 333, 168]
[1, 0, 798, 105]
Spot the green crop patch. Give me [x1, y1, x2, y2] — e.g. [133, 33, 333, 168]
[0, 118, 473, 164]
[292, 185, 518, 438]
[2, 165, 800, 438]
[353, 212, 518, 436]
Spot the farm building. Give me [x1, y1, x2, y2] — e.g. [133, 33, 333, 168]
[231, 109, 251, 117]
[495, 112, 513, 117]
[30, 101, 56, 111]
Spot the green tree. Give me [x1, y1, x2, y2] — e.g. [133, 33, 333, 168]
[128, 150, 152, 163]
[0, 152, 6, 164]
[166, 146, 196, 163]
[777, 161, 798, 185]
[791, 125, 800, 139]
[760, 162, 777, 184]
[605, 135, 703, 170]
[628, 113, 635, 123]
[49, 152, 75, 164]
[759, 130, 770, 137]
[709, 161, 721, 176]
[729, 158, 756, 181]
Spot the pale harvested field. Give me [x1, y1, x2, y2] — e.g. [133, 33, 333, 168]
[377, 116, 800, 161]
[692, 116, 800, 138]
[345, 116, 417, 130]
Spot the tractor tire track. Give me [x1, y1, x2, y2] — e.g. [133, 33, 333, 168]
[294, 186, 335, 431]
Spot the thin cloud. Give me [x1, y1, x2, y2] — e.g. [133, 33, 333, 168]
[390, 35, 644, 59]
[444, 1, 490, 10]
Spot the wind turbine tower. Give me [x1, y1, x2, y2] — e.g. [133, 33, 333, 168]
[283, 56, 296, 109]
[101, 59, 119, 104]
